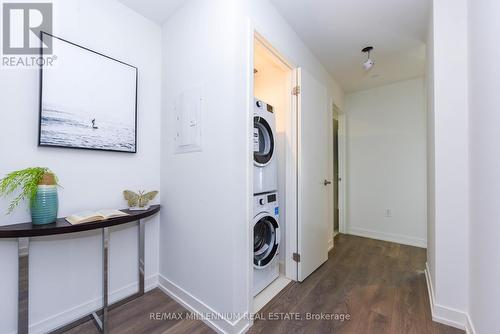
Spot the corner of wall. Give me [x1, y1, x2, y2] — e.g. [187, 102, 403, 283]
[157, 275, 250, 334]
[425, 263, 468, 331]
[465, 313, 476, 334]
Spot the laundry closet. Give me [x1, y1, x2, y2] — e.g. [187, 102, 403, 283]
[252, 37, 294, 311]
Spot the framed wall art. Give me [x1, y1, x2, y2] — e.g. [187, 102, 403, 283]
[39, 32, 138, 153]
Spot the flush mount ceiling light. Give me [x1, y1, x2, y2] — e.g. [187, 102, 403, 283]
[362, 46, 375, 71]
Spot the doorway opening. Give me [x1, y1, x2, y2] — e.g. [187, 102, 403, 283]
[331, 103, 345, 240]
[333, 116, 340, 238]
[250, 31, 335, 315]
[252, 33, 296, 313]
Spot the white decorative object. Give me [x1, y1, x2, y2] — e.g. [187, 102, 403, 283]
[174, 86, 203, 153]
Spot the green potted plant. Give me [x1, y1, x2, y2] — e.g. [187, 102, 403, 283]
[0, 167, 59, 225]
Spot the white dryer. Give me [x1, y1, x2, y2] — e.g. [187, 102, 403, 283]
[253, 98, 278, 194]
[253, 191, 280, 296]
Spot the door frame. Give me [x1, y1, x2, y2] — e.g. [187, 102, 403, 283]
[334, 105, 347, 234]
[246, 23, 299, 317]
[328, 98, 336, 249]
[328, 100, 345, 246]
[253, 31, 298, 281]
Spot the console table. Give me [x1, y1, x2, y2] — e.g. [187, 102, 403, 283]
[0, 205, 161, 334]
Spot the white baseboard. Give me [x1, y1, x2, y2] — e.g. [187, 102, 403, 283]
[424, 263, 469, 331]
[253, 275, 291, 313]
[20, 274, 160, 334]
[465, 313, 476, 334]
[328, 238, 334, 251]
[347, 227, 427, 248]
[158, 274, 250, 334]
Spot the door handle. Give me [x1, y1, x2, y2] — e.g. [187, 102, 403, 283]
[324, 180, 332, 186]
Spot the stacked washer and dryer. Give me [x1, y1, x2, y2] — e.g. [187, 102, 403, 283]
[253, 98, 281, 296]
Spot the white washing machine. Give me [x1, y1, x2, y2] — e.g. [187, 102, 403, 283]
[253, 191, 280, 296]
[253, 98, 278, 195]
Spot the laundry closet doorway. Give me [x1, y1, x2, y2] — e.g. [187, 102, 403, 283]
[252, 35, 295, 312]
[249, 32, 331, 312]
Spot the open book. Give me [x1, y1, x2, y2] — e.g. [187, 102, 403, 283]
[66, 209, 129, 225]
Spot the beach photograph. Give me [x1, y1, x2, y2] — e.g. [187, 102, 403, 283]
[39, 33, 137, 153]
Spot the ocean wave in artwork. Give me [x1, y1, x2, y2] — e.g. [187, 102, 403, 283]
[40, 107, 135, 152]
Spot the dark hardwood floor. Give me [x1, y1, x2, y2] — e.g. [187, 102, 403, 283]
[248, 234, 464, 334]
[62, 288, 213, 334]
[63, 234, 463, 334]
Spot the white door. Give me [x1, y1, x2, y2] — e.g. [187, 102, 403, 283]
[296, 68, 329, 281]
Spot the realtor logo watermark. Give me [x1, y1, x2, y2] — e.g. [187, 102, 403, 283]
[2, 2, 56, 67]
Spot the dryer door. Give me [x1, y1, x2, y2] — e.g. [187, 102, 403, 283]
[253, 116, 275, 166]
[253, 213, 280, 268]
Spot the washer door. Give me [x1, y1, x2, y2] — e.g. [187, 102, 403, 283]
[253, 116, 275, 166]
[254, 213, 280, 268]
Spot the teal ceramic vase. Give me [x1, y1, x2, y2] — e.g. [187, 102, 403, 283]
[31, 185, 58, 225]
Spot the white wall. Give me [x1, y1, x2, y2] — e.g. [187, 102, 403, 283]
[426, 0, 469, 327]
[468, 0, 500, 332]
[0, 0, 161, 333]
[345, 78, 427, 248]
[425, 4, 437, 295]
[159, 0, 343, 332]
[160, 1, 251, 332]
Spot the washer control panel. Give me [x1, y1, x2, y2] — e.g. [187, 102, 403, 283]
[254, 192, 279, 217]
[255, 98, 274, 113]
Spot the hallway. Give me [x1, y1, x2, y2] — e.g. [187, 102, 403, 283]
[62, 235, 464, 334]
[248, 235, 464, 334]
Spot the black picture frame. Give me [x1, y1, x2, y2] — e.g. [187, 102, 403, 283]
[38, 32, 138, 153]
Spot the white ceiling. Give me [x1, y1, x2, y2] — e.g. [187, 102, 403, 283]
[119, 0, 429, 93]
[118, 0, 185, 24]
[270, 0, 430, 93]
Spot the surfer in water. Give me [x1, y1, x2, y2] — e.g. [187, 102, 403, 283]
[91, 119, 98, 129]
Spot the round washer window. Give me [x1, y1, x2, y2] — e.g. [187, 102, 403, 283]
[254, 216, 279, 268]
[254, 116, 274, 166]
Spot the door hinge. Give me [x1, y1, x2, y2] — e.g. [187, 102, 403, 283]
[292, 86, 301, 96]
[292, 252, 301, 262]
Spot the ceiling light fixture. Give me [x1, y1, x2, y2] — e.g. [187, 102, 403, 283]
[362, 46, 375, 71]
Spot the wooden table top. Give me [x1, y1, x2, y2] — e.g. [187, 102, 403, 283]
[0, 205, 160, 238]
